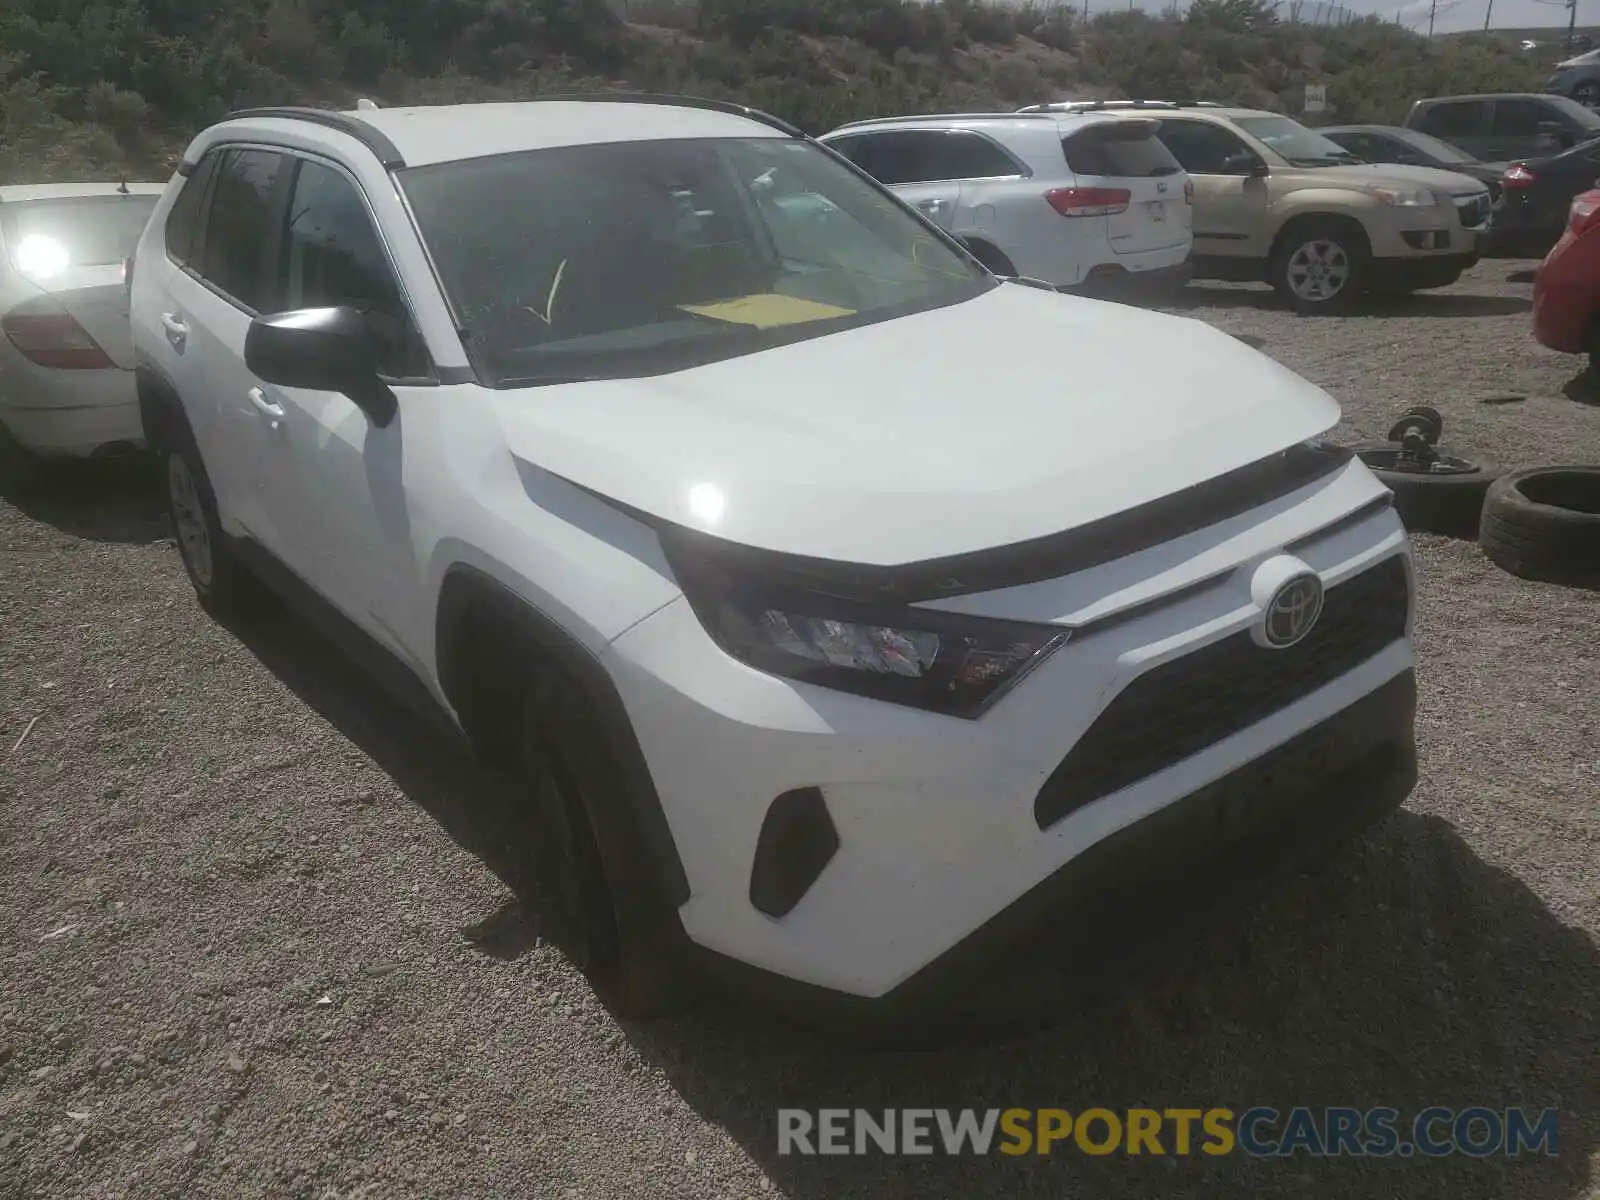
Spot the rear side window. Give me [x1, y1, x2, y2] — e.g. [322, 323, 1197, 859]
[165, 151, 221, 266]
[1417, 101, 1488, 138]
[1, 194, 159, 275]
[841, 130, 1021, 185]
[1156, 120, 1251, 174]
[196, 148, 288, 312]
[1062, 123, 1182, 178]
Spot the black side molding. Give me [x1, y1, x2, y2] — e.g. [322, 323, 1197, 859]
[225, 106, 407, 169]
[434, 565, 692, 907]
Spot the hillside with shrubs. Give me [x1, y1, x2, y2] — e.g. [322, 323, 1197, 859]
[0, 0, 1554, 182]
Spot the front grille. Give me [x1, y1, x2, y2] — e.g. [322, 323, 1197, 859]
[1454, 192, 1491, 228]
[1034, 555, 1409, 830]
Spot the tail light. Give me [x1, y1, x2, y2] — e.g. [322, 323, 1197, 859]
[1502, 164, 1536, 189]
[1183, 178, 1194, 205]
[2, 308, 114, 370]
[1045, 186, 1132, 217]
[1569, 189, 1600, 237]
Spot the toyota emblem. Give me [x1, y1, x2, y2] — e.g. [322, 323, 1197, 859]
[1263, 574, 1324, 649]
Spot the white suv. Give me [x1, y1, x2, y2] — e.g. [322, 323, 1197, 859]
[818, 112, 1194, 298]
[130, 94, 1417, 1023]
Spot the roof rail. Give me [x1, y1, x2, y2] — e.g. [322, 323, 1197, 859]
[829, 111, 1056, 130]
[1019, 98, 1222, 113]
[528, 92, 805, 138]
[225, 106, 406, 168]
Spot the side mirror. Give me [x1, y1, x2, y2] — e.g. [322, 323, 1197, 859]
[1222, 152, 1269, 177]
[243, 306, 397, 427]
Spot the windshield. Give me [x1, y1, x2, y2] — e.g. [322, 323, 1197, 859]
[1234, 116, 1362, 167]
[398, 137, 993, 387]
[1, 194, 158, 277]
[1398, 129, 1476, 163]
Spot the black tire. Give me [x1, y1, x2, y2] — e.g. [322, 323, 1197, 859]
[1353, 440, 1499, 539]
[519, 670, 691, 1018]
[0, 421, 50, 495]
[158, 421, 261, 615]
[1478, 466, 1600, 585]
[1271, 221, 1368, 314]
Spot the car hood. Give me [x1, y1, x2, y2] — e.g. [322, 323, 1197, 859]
[1292, 162, 1491, 195]
[493, 284, 1342, 566]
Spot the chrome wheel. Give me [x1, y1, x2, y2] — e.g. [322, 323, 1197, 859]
[1286, 238, 1351, 304]
[167, 452, 213, 589]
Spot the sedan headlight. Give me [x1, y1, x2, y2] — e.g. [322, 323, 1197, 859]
[664, 538, 1068, 719]
[1368, 185, 1439, 207]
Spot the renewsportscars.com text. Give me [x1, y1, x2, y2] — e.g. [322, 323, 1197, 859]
[776, 1106, 1560, 1158]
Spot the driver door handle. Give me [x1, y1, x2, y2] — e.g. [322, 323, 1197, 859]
[160, 312, 187, 351]
[248, 386, 285, 422]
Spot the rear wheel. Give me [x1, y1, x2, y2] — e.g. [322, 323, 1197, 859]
[1271, 222, 1367, 313]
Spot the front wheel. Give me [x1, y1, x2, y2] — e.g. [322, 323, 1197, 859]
[1271, 224, 1367, 314]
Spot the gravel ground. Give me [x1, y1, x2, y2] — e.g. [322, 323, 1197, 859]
[2, 258, 1598, 1200]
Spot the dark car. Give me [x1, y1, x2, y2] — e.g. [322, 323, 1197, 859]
[1493, 136, 1600, 254]
[1546, 47, 1600, 109]
[1319, 124, 1506, 200]
[1403, 93, 1600, 163]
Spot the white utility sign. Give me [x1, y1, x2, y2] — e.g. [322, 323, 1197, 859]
[1304, 84, 1327, 113]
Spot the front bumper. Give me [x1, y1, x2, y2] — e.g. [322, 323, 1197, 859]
[606, 460, 1415, 1007]
[704, 668, 1417, 1027]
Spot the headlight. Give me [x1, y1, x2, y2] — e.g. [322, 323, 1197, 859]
[1368, 185, 1438, 207]
[664, 539, 1068, 719]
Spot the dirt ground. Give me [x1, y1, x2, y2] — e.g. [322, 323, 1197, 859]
[2, 258, 1597, 1200]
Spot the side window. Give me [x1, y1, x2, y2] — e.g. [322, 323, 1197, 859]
[923, 131, 1023, 181]
[1337, 133, 1379, 160]
[1492, 100, 1553, 138]
[197, 148, 288, 311]
[1156, 121, 1252, 174]
[843, 132, 929, 186]
[278, 158, 430, 380]
[165, 150, 221, 266]
[1419, 102, 1487, 139]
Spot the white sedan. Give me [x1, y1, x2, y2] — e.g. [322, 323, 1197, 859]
[0, 182, 164, 486]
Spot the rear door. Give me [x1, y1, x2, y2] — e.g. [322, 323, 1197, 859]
[1414, 100, 1493, 160]
[1060, 118, 1190, 258]
[0, 193, 160, 368]
[159, 145, 294, 546]
[827, 130, 974, 229]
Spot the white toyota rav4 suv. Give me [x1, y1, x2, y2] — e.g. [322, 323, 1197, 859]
[129, 94, 1418, 1024]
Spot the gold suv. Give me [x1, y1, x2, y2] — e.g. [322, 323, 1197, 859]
[1021, 101, 1493, 313]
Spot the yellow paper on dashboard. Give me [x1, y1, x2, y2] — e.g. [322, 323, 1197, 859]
[678, 293, 856, 329]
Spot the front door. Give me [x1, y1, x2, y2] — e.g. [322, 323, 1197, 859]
[252, 153, 436, 662]
[1155, 119, 1271, 258]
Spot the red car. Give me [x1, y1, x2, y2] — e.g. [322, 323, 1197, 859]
[1533, 188, 1600, 367]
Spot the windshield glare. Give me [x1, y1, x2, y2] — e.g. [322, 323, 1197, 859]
[1235, 116, 1360, 166]
[398, 137, 992, 386]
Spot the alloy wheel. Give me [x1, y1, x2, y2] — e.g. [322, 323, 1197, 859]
[1286, 239, 1351, 304]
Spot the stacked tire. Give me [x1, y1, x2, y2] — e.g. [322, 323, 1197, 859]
[1478, 467, 1600, 586]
